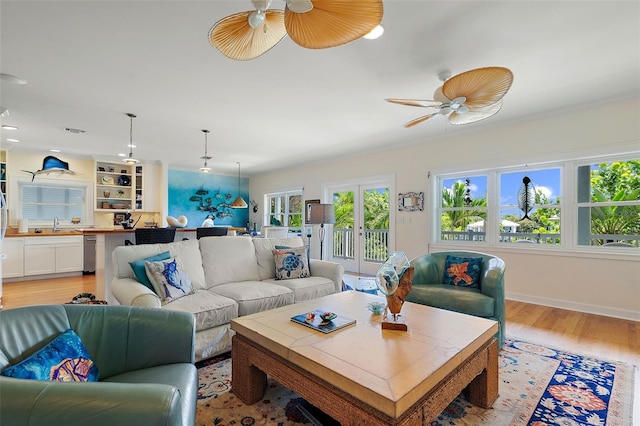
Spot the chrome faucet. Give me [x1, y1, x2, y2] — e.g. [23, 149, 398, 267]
[53, 216, 59, 233]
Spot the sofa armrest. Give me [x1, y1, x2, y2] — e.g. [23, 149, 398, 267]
[309, 259, 345, 293]
[111, 277, 161, 308]
[0, 377, 183, 426]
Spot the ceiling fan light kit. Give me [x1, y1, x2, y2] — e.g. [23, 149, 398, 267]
[209, 0, 383, 61]
[387, 66, 514, 128]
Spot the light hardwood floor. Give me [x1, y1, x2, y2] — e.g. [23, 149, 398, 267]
[2, 274, 638, 418]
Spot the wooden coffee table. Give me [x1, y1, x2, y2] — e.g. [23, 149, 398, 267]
[231, 291, 499, 425]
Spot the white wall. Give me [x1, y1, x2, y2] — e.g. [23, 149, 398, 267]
[250, 98, 640, 321]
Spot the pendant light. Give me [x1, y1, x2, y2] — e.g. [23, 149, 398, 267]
[122, 113, 140, 164]
[200, 129, 212, 173]
[230, 162, 248, 208]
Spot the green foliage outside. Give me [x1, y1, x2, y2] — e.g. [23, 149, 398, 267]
[590, 160, 640, 243]
[441, 181, 487, 231]
[332, 189, 390, 260]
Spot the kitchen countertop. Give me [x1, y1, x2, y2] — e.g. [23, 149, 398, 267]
[5, 227, 245, 237]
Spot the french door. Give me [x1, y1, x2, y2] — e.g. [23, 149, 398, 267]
[325, 176, 394, 275]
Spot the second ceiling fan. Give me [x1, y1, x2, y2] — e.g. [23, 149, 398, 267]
[209, 0, 383, 61]
[387, 66, 514, 128]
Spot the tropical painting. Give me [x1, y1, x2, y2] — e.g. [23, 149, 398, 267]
[168, 169, 249, 228]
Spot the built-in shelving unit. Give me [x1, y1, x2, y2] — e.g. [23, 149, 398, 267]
[1, 150, 7, 197]
[95, 161, 139, 211]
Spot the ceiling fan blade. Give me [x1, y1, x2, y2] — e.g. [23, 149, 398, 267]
[404, 113, 438, 128]
[432, 86, 450, 103]
[386, 98, 442, 108]
[442, 67, 513, 109]
[209, 10, 286, 60]
[448, 100, 503, 125]
[284, 0, 383, 49]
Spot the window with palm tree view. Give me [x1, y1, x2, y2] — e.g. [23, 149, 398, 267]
[437, 158, 638, 248]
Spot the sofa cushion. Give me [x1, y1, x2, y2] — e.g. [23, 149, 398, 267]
[162, 290, 238, 331]
[1, 329, 99, 382]
[253, 237, 305, 280]
[113, 239, 207, 290]
[129, 251, 171, 290]
[210, 281, 294, 316]
[200, 236, 260, 287]
[145, 257, 195, 305]
[263, 276, 336, 302]
[407, 284, 495, 318]
[273, 246, 310, 280]
[442, 255, 483, 288]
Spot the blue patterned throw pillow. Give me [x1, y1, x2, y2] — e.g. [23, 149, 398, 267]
[273, 246, 310, 280]
[442, 255, 483, 288]
[145, 256, 194, 304]
[1, 329, 99, 382]
[129, 251, 171, 290]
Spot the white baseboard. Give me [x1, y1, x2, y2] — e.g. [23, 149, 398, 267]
[506, 291, 640, 322]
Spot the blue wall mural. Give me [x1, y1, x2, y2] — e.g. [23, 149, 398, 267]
[168, 169, 249, 229]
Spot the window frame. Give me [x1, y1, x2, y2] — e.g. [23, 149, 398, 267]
[15, 176, 92, 227]
[264, 189, 303, 232]
[432, 154, 638, 253]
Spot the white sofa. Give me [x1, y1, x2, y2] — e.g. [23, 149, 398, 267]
[110, 236, 344, 361]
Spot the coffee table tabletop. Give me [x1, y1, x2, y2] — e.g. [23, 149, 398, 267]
[231, 290, 498, 422]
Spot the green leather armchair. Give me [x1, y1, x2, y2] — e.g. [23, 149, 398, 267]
[0, 305, 198, 426]
[408, 251, 506, 348]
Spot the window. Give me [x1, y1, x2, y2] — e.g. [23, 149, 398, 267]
[499, 168, 561, 245]
[439, 175, 487, 241]
[435, 156, 638, 249]
[576, 159, 640, 247]
[19, 180, 88, 224]
[266, 190, 302, 231]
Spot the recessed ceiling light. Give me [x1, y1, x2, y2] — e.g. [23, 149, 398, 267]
[127, 144, 137, 148]
[363, 24, 384, 40]
[117, 153, 126, 157]
[0, 73, 27, 84]
[6, 138, 20, 142]
[1, 125, 18, 130]
[50, 149, 61, 153]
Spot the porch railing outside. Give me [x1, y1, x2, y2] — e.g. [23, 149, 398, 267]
[441, 230, 639, 247]
[331, 228, 638, 262]
[332, 228, 389, 262]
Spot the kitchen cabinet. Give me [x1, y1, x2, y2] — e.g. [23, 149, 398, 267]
[2, 237, 24, 278]
[23, 236, 83, 276]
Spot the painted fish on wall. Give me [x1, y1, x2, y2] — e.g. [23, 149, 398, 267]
[22, 156, 78, 181]
[518, 176, 536, 220]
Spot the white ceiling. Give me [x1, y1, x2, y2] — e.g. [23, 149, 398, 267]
[2, 1, 639, 176]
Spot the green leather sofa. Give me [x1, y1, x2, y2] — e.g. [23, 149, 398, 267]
[0, 305, 198, 426]
[408, 251, 506, 348]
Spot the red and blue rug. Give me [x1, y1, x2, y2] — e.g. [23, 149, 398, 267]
[195, 338, 635, 425]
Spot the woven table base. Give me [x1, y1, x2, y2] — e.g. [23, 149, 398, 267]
[232, 335, 498, 426]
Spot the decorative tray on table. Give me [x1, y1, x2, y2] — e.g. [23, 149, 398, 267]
[291, 310, 356, 334]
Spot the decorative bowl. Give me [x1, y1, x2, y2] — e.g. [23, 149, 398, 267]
[366, 301, 386, 315]
[319, 312, 337, 322]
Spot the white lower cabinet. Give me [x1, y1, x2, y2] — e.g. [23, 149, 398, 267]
[2, 238, 25, 278]
[23, 236, 83, 276]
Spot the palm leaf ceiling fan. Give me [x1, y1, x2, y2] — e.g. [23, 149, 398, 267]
[209, 0, 383, 61]
[386, 66, 514, 128]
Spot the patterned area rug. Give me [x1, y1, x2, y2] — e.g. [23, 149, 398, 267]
[195, 338, 635, 426]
